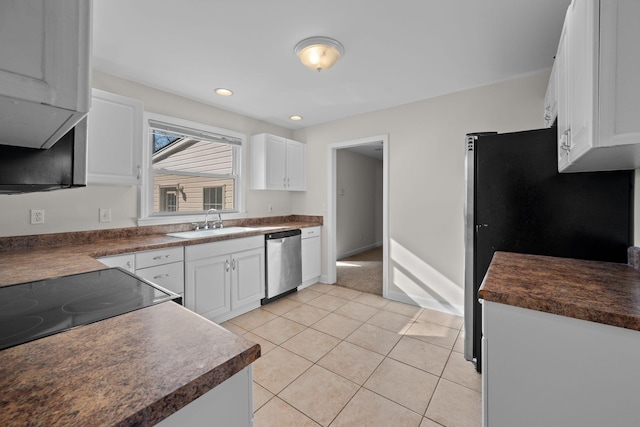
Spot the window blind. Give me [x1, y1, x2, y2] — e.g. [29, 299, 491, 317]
[148, 119, 242, 146]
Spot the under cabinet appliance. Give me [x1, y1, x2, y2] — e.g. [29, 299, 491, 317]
[464, 127, 633, 372]
[262, 229, 302, 304]
[0, 121, 87, 194]
[0, 268, 180, 351]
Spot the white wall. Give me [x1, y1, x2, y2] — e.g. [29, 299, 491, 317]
[336, 149, 383, 258]
[0, 71, 295, 237]
[292, 71, 552, 314]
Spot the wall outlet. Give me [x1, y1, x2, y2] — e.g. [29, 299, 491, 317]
[99, 208, 112, 223]
[30, 209, 45, 225]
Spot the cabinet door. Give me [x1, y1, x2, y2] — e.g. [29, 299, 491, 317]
[265, 135, 287, 189]
[544, 58, 558, 128]
[566, 0, 597, 162]
[0, 1, 91, 149]
[556, 12, 571, 171]
[185, 255, 231, 320]
[87, 89, 143, 185]
[301, 236, 321, 283]
[286, 140, 307, 191]
[598, 0, 640, 148]
[231, 247, 265, 309]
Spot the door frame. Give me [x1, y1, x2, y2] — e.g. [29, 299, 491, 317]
[326, 134, 389, 297]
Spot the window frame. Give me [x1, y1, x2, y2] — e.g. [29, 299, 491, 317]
[139, 111, 247, 226]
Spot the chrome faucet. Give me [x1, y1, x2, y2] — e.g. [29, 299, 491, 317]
[203, 208, 224, 229]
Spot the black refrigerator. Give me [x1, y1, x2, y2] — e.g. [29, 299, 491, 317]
[463, 127, 633, 372]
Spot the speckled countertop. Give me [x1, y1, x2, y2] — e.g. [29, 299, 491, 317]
[0, 215, 321, 287]
[479, 251, 640, 331]
[0, 302, 260, 426]
[0, 215, 321, 426]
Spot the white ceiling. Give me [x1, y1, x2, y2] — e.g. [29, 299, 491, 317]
[92, 0, 570, 131]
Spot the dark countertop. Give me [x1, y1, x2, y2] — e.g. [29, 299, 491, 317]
[0, 215, 321, 425]
[0, 302, 260, 426]
[0, 216, 321, 287]
[478, 251, 640, 331]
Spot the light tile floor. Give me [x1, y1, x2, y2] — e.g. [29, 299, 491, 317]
[221, 284, 481, 427]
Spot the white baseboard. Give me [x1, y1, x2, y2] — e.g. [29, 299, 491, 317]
[386, 290, 464, 317]
[298, 277, 320, 289]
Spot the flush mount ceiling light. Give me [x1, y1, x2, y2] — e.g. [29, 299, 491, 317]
[294, 36, 344, 72]
[214, 88, 233, 96]
[289, 115, 303, 121]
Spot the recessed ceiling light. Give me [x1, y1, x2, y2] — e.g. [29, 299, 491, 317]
[214, 88, 233, 96]
[289, 115, 303, 121]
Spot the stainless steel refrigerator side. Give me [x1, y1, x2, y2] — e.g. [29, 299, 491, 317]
[463, 135, 476, 363]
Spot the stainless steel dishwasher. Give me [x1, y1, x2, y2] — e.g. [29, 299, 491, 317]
[262, 229, 302, 304]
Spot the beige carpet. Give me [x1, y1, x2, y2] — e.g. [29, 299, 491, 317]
[335, 246, 383, 295]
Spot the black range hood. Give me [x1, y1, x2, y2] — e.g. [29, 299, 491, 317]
[0, 120, 87, 194]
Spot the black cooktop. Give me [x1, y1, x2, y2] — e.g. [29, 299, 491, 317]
[0, 268, 180, 351]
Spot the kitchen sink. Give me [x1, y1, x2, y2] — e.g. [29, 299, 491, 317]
[167, 227, 257, 239]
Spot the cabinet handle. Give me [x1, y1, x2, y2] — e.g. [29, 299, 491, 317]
[232, 259, 237, 270]
[153, 273, 170, 280]
[225, 260, 230, 272]
[136, 165, 141, 180]
[152, 255, 171, 260]
[283, 177, 287, 188]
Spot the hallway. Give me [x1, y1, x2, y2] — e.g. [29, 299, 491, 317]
[336, 246, 383, 295]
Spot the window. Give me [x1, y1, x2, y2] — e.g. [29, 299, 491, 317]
[141, 113, 245, 223]
[203, 185, 225, 210]
[160, 186, 179, 211]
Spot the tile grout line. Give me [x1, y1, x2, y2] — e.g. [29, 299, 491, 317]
[249, 284, 474, 425]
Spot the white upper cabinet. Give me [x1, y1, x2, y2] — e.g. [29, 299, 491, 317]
[87, 89, 143, 185]
[251, 133, 307, 191]
[0, 0, 92, 149]
[555, 9, 571, 171]
[555, 0, 640, 172]
[543, 45, 559, 128]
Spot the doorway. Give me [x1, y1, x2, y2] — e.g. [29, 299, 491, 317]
[326, 134, 389, 297]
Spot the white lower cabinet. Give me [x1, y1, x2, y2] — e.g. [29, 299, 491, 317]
[185, 236, 265, 323]
[231, 246, 266, 309]
[483, 301, 640, 426]
[185, 254, 231, 320]
[156, 365, 253, 427]
[135, 247, 184, 302]
[300, 226, 321, 288]
[98, 247, 185, 302]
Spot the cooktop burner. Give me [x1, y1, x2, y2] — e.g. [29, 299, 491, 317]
[0, 268, 180, 351]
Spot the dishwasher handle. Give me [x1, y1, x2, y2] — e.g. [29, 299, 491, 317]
[265, 229, 302, 240]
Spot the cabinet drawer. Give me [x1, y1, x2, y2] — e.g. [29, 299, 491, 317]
[301, 226, 321, 239]
[97, 253, 135, 272]
[136, 261, 184, 294]
[136, 247, 184, 269]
